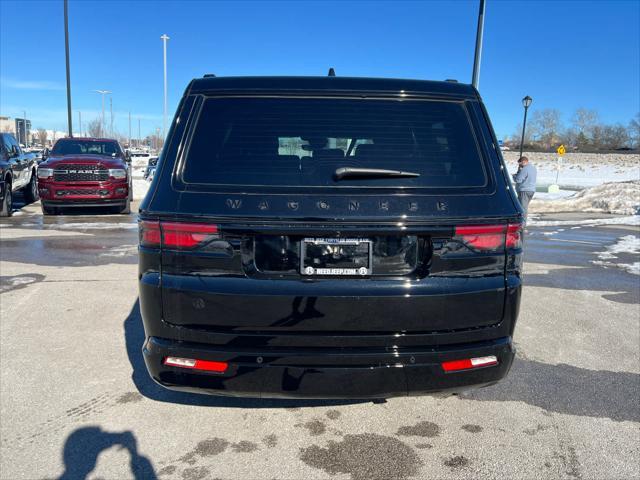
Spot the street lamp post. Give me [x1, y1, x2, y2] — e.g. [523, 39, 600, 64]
[94, 90, 111, 137]
[161, 34, 170, 140]
[519, 96, 533, 158]
[64, 0, 73, 137]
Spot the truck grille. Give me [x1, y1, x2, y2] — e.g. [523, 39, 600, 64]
[56, 189, 107, 196]
[53, 164, 109, 182]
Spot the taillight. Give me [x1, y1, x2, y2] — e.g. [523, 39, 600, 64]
[453, 223, 523, 252]
[454, 224, 506, 251]
[161, 222, 219, 248]
[139, 220, 161, 247]
[139, 220, 219, 249]
[506, 223, 523, 249]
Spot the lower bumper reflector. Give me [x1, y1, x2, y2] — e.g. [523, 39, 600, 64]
[163, 356, 228, 373]
[441, 355, 498, 372]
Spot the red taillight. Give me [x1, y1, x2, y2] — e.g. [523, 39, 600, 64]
[442, 355, 498, 372]
[506, 223, 523, 249]
[161, 222, 219, 248]
[139, 220, 219, 249]
[139, 220, 161, 247]
[454, 224, 506, 251]
[163, 356, 228, 373]
[453, 223, 523, 252]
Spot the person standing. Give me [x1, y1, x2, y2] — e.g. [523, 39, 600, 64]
[513, 156, 537, 220]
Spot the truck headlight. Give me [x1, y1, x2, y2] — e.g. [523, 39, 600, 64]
[108, 169, 127, 179]
[37, 168, 54, 179]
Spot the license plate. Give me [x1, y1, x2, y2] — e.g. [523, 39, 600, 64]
[301, 238, 372, 276]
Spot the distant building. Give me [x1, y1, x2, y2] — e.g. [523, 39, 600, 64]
[0, 116, 15, 135]
[15, 118, 31, 146]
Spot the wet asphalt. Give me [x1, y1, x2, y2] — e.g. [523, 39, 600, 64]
[1, 196, 639, 480]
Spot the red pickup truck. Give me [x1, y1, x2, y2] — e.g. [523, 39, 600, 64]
[37, 137, 132, 215]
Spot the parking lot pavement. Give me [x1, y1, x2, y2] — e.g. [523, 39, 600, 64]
[1, 201, 639, 480]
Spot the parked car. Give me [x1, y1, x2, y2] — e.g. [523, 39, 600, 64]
[138, 75, 524, 398]
[37, 137, 132, 215]
[143, 156, 158, 180]
[0, 133, 39, 216]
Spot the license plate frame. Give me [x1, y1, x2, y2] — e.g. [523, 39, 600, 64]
[300, 238, 373, 276]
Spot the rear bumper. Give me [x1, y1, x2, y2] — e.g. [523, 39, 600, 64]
[142, 335, 515, 399]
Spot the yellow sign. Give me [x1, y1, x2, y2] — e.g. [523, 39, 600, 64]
[557, 145, 566, 156]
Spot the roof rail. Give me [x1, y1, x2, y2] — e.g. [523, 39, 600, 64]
[203, 74, 216, 78]
[445, 79, 458, 83]
[328, 68, 336, 77]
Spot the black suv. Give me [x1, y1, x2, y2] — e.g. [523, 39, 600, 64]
[139, 76, 524, 399]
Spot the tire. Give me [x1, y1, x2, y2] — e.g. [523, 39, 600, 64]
[119, 197, 131, 215]
[41, 203, 57, 215]
[1, 181, 12, 217]
[22, 172, 39, 204]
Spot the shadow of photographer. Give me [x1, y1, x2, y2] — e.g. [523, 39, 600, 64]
[58, 426, 156, 480]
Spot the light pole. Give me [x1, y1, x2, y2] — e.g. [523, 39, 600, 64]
[128, 112, 131, 147]
[161, 34, 170, 140]
[64, 0, 73, 137]
[138, 118, 141, 148]
[94, 90, 111, 137]
[471, 0, 486, 89]
[78, 111, 82, 137]
[519, 96, 533, 158]
[109, 97, 113, 137]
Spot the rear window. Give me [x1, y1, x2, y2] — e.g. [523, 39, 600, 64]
[182, 97, 486, 188]
[52, 140, 121, 156]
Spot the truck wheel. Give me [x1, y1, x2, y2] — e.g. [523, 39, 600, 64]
[119, 197, 131, 215]
[41, 203, 57, 215]
[23, 173, 39, 204]
[1, 182, 12, 217]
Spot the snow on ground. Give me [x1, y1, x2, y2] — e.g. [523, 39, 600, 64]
[528, 215, 640, 227]
[131, 164, 151, 201]
[503, 151, 640, 188]
[592, 234, 640, 275]
[530, 181, 640, 216]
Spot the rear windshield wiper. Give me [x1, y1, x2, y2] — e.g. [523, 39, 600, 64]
[334, 167, 420, 181]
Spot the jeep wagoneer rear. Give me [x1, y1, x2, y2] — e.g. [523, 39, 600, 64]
[138, 76, 524, 398]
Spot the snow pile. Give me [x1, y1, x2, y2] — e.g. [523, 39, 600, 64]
[503, 151, 639, 188]
[592, 235, 640, 275]
[530, 181, 640, 215]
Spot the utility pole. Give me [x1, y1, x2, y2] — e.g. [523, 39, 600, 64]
[64, 0, 73, 137]
[23, 110, 28, 146]
[94, 90, 111, 137]
[471, 0, 486, 90]
[109, 97, 113, 137]
[160, 34, 170, 140]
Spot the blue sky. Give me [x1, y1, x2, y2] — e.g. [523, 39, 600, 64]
[1, 0, 638, 139]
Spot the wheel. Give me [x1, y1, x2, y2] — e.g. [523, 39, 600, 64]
[1, 183, 12, 217]
[119, 197, 131, 215]
[22, 172, 39, 204]
[41, 203, 57, 215]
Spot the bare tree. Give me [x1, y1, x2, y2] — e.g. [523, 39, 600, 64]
[36, 128, 48, 147]
[629, 113, 640, 149]
[571, 108, 598, 137]
[87, 118, 102, 137]
[529, 109, 562, 148]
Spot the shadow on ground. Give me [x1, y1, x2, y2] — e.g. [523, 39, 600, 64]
[124, 299, 366, 408]
[58, 426, 156, 480]
[524, 263, 640, 304]
[460, 356, 640, 423]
